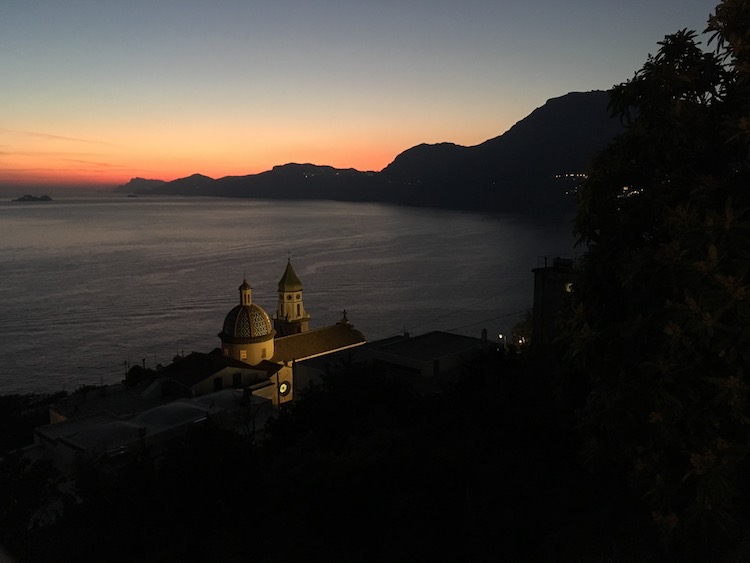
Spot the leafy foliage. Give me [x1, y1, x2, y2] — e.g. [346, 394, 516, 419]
[565, 1, 750, 557]
[3, 352, 658, 562]
[0, 452, 71, 559]
[0, 392, 68, 455]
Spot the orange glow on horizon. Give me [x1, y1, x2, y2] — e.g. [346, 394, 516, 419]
[0, 111, 516, 189]
[0, 134, 429, 188]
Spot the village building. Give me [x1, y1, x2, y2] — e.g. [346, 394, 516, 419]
[35, 260, 367, 472]
[294, 330, 495, 395]
[530, 256, 576, 351]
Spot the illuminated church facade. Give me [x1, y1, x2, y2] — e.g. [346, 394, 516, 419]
[216, 259, 366, 404]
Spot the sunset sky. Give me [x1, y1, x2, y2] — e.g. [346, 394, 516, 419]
[1, 0, 718, 189]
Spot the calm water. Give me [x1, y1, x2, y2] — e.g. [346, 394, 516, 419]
[0, 196, 576, 394]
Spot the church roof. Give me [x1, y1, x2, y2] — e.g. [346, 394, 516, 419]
[272, 323, 366, 363]
[278, 259, 303, 292]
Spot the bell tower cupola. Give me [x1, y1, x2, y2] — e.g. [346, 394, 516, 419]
[240, 279, 252, 306]
[273, 259, 310, 336]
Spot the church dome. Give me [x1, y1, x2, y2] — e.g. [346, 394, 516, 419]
[218, 278, 275, 343]
[221, 304, 273, 341]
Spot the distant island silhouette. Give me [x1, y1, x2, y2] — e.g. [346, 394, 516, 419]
[115, 91, 622, 215]
[11, 194, 53, 202]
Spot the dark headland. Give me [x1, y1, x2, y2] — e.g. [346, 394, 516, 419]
[115, 91, 623, 215]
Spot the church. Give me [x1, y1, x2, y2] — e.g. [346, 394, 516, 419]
[35, 260, 365, 472]
[166, 259, 367, 405]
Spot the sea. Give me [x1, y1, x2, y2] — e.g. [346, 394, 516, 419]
[0, 195, 577, 394]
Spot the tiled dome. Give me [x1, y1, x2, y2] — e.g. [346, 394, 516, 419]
[221, 304, 272, 340]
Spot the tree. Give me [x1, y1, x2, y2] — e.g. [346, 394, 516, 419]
[564, 1, 750, 558]
[0, 452, 70, 560]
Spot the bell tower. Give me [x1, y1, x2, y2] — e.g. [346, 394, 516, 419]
[273, 259, 310, 336]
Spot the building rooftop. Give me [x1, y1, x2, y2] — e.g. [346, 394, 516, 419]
[160, 352, 268, 388]
[374, 331, 486, 362]
[37, 389, 272, 459]
[50, 384, 167, 422]
[273, 322, 366, 363]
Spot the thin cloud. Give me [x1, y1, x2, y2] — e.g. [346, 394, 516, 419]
[0, 150, 103, 158]
[60, 158, 124, 169]
[2, 160, 130, 172]
[0, 128, 118, 147]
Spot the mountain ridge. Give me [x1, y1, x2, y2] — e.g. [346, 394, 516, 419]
[115, 90, 622, 214]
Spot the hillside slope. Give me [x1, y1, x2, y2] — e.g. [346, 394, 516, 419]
[116, 91, 622, 215]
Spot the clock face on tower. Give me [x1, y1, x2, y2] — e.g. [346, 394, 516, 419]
[279, 381, 290, 396]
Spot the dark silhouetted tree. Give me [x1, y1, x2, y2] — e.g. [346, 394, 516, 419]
[563, 1, 750, 558]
